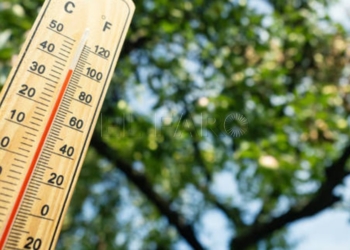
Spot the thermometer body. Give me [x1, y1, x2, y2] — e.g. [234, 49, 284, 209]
[0, 0, 134, 248]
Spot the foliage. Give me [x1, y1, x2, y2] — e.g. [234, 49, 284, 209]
[1, 0, 349, 249]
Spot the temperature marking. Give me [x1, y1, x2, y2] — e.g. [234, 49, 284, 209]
[0, 0, 134, 249]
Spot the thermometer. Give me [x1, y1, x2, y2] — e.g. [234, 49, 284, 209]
[0, 0, 134, 248]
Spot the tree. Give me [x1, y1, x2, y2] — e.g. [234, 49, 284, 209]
[0, 0, 349, 249]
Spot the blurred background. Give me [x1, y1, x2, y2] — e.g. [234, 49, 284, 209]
[1, 0, 350, 249]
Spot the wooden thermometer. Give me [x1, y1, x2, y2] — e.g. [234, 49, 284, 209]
[0, 0, 134, 249]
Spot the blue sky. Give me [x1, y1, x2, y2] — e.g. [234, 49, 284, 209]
[125, 1, 350, 249]
[197, 1, 350, 249]
[291, 1, 350, 249]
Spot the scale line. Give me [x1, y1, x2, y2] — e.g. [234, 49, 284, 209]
[0, 28, 90, 248]
[0, 70, 73, 248]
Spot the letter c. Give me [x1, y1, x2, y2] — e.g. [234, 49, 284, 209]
[65, 1, 75, 13]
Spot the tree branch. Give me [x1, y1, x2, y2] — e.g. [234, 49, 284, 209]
[180, 103, 246, 229]
[91, 133, 204, 250]
[230, 143, 350, 249]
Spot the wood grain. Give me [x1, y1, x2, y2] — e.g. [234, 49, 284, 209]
[0, 0, 134, 249]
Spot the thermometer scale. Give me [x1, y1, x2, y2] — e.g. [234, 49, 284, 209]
[0, 0, 134, 248]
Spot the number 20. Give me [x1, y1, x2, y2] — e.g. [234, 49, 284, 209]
[24, 237, 42, 250]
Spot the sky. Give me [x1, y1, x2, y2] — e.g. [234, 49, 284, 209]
[195, 1, 350, 249]
[1, 0, 349, 249]
[124, 0, 350, 249]
[291, 1, 350, 250]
